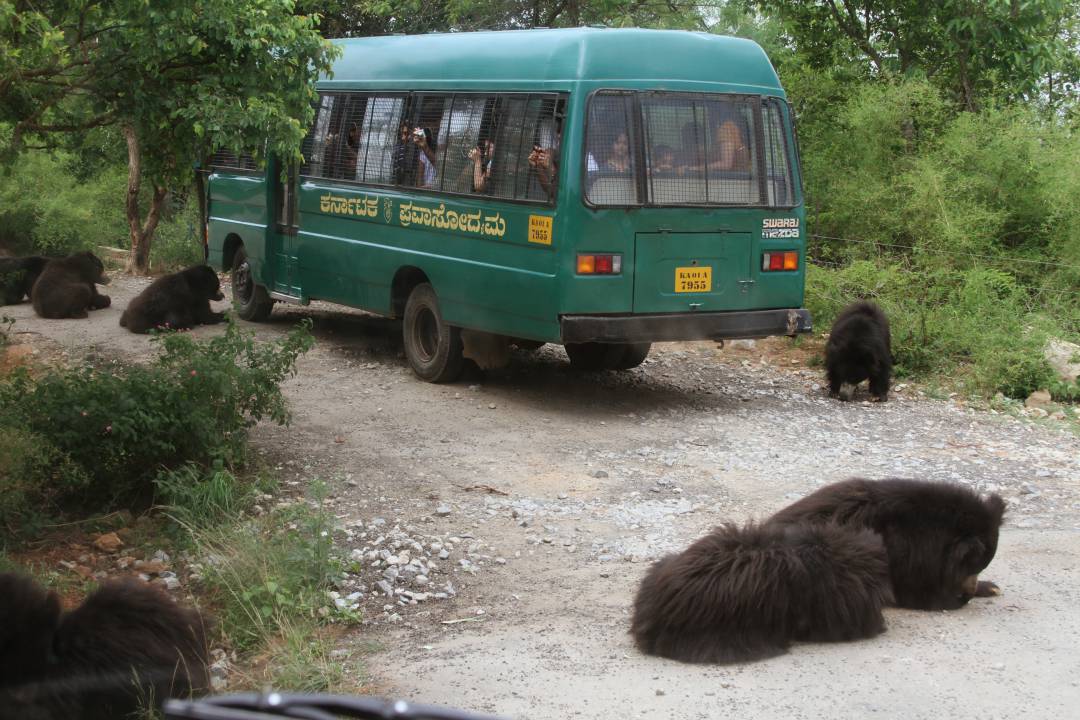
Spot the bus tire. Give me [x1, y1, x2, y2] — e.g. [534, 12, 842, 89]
[403, 283, 464, 383]
[565, 342, 627, 371]
[614, 342, 651, 370]
[231, 246, 273, 322]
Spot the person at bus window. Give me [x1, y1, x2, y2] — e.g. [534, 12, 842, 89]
[586, 131, 632, 174]
[342, 122, 361, 179]
[529, 113, 564, 200]
[699, 109, 751, 173]
[469, 138, 496, 193]
[649, 144, 677, 175]
[412, 127, 438, 189]
[392, 121, 416, 185]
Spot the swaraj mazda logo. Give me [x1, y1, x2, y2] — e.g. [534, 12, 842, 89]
[762, 217, 800, 239]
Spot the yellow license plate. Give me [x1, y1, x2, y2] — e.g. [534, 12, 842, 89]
[675, 266, 712, 293]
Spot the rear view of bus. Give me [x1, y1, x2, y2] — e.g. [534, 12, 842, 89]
[557, 32, 810, 370]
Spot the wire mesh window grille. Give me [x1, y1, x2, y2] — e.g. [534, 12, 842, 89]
[587, 91, 797, 208]
[299, 92, 563, 206]
[207, 149, 258, 173]
[762, 99, 794, 206]
[584, 93, 639, 205]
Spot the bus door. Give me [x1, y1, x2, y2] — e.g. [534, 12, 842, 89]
[271, 161, 302, 298]
[633, 231, 753, 313]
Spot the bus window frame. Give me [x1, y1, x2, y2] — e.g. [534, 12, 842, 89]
[299, 90, 567, 209]
[581, 88, 801, 211]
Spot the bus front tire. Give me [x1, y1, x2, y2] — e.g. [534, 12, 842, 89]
[231, 247, 273, 322]
[403, 283, 464, 383]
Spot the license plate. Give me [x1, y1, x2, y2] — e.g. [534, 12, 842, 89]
[675, 266, 711, 293]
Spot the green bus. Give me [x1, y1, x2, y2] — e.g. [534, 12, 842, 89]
[205, 28, 810, 382]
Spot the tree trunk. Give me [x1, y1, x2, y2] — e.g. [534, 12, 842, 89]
[123, 125, 168, 274]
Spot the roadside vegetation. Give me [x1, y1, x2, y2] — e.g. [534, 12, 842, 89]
[0, 320, 361, 692]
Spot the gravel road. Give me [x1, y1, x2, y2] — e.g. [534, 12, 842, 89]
[5, 273, 1079, 720]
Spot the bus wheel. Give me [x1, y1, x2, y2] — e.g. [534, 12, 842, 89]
[614, 342, 651, 370]
[565, 342, 628, 371]
[231, 247, 273, 322]
[403, 283, 464, 383]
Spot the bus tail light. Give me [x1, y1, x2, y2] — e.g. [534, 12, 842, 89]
[577, 254, 622, 275]
[762, 251, 798, 272]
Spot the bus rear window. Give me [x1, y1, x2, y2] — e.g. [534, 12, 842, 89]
[585, 91, 797, 208]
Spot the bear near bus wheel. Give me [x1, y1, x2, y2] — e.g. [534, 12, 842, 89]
[565, 341, 650, 371]
[230, 246, 274, 322]
[403, 283, 465, 383]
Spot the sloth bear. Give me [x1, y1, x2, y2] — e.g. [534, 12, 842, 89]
[768, 478, 1006, 610]
[825, 300, 892, 401]
[120, 265, 225, 334]
[630, 478, 1005, 664]
[0, 255, 49, 305]
[631, 522, 893, 663]
[30, 252, 111, 319]
[0, 573, 211, 720]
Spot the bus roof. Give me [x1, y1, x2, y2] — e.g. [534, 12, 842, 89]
[321, 28, 784, 94]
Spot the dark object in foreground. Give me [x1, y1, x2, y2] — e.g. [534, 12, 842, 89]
[120, 264, 226, 333]
[825, 300, 891, 401]
[0, 573, 211, 720]
[30, 251, 112, 319]
[0, 255, 49, 305]
[165, 693, 509, 720]
[630, 522, 893, 663]
[768, 477, 1006, 610]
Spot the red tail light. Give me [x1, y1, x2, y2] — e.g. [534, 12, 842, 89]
[762, 251, 798, 272]
[577, 254, 622, 275]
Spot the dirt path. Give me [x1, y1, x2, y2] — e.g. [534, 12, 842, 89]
[6, 274, 1080, 719]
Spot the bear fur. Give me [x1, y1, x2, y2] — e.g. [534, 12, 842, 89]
[119, 265, 225, 334]
[768, 478, 1006, 610]
[0, 573, 210, 720]
[30, 252, 111, 319]
[825, 300, 892, 401]
[0, 256, 49, 305]
[630, 522, 893, 664]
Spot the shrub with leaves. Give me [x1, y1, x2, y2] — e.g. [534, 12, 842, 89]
[0, 319, 313, 519]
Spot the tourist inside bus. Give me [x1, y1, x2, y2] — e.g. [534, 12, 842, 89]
[699, 108, 751, 173]
[412, 126, 438, 189]
[528, 112, 563, 200]
[469, 137, 496, 193]
[649, 144, 677, 174]
[587, 130, 632, 174]
[392, 120, 417, 185]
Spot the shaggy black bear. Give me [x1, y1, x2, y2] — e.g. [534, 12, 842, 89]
[630, 478, 1005, 664]
[825, 301, 892, 401]
[0, 256, 49, 305]
[30, 252, 111, 319]
[0, 573, 210, 720]
[630, 522, 893, 663]
[119, 265, 225, 334]
[768, 478, 1005, 609]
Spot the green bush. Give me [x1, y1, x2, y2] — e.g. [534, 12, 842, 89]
[0, 319, 313, 519]
[151, 195, 206, 271]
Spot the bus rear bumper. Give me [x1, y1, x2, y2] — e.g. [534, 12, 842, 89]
[560, 308, 812, 344]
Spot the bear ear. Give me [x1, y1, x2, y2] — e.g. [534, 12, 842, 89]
[984, 493, 1006, 523]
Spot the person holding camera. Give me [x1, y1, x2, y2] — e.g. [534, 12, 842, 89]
[469, 138, 496, 193]
[412, 126, 438, 189]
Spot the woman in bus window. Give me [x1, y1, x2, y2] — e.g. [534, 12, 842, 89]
[703, 108, 750, 173]
[412, 127, 438, 189]
[587, 131, 632, 174]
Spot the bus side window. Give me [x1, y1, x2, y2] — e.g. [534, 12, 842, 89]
[584, 93, 638, 205]
[300, 94, 337, 179]
[357, 96, 405, 185]
[325, 95, 367, 181]
[402, 96, 447, 191]
[439, 95, 488, 194]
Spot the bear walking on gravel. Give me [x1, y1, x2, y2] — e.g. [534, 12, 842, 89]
[120, 265, 225, 334]
[825, 300, 892, 401]
[0, 255, 49, 305]
[30, 252, 111, 319]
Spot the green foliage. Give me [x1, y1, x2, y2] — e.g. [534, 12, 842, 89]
[150, 196, 207, 271]
[0, 150, 127, 254]
[0, 427, 89, 537]
[0, 320, 313, 522]
[156, 464, 253, 529]
[191, 483, 352, 653]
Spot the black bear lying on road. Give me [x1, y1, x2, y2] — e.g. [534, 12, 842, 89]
[630, 478, 1005, 663]
[120, 264, 225, 334]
